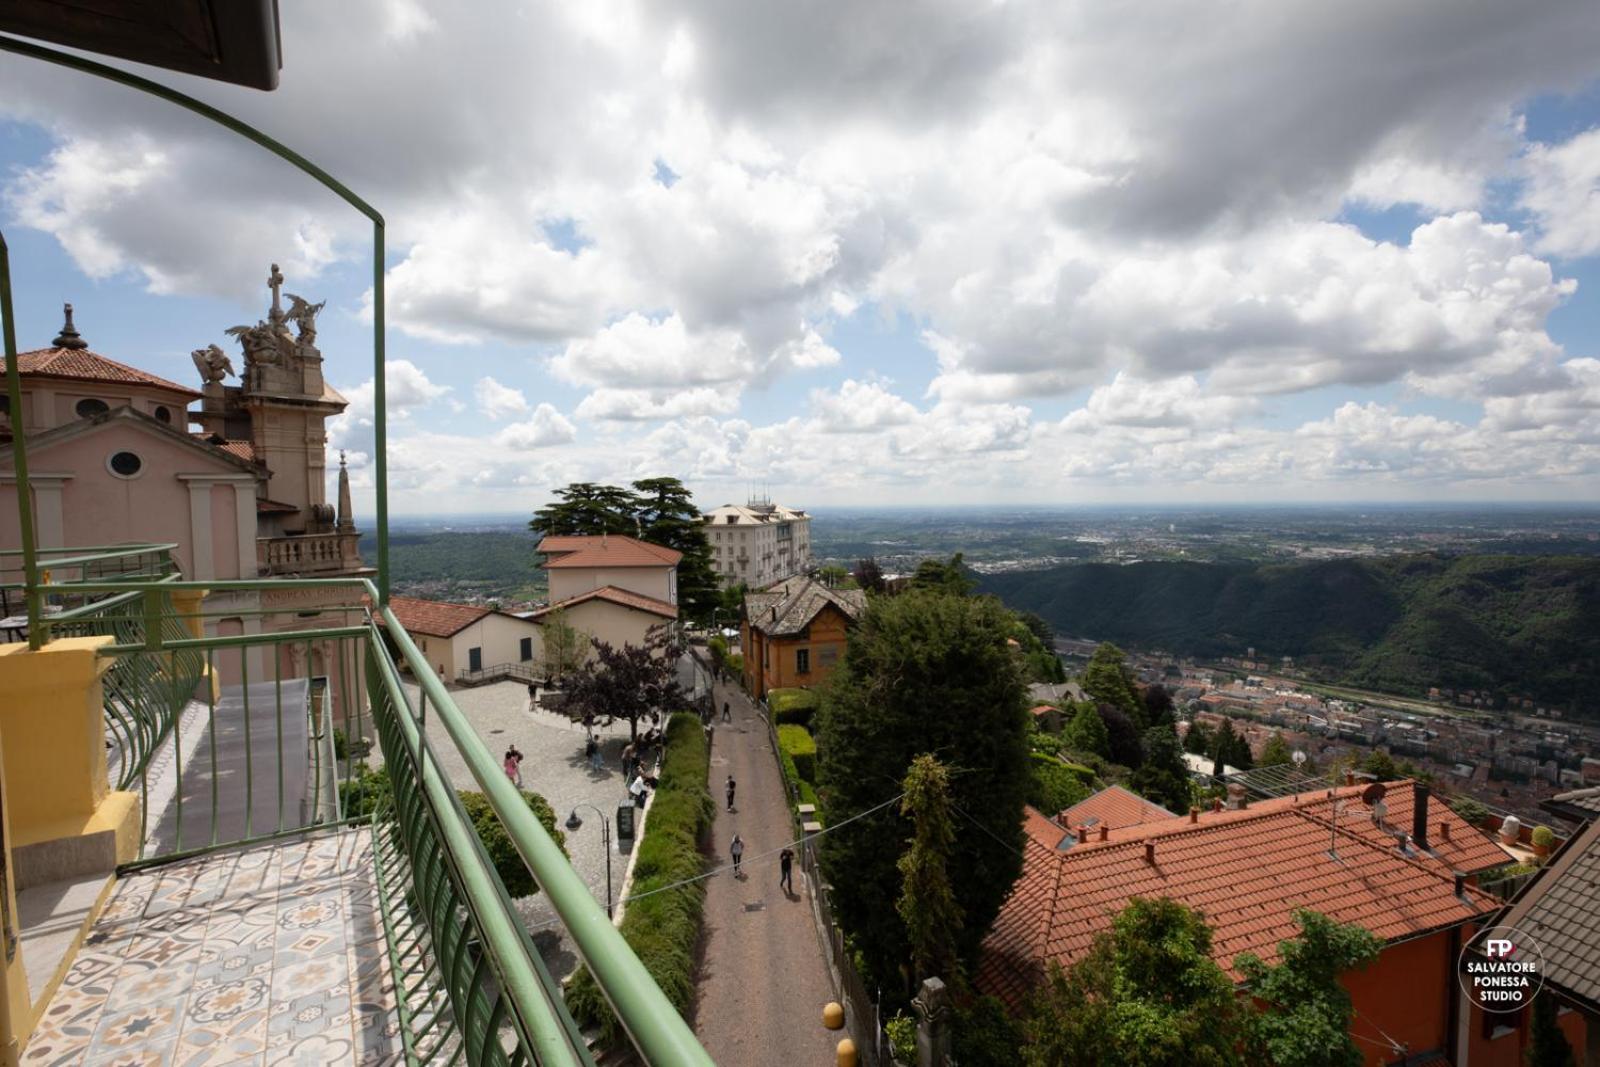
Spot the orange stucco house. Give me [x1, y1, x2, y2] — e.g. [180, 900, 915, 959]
[740, 576, 865, 698]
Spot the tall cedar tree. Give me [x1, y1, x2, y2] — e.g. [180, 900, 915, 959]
[1098, 703, 1143, 768]
[1081, 643, 1146, 729]
[1023, 897, 1247, 1067]
[816, 590, 1030, 1000]
[559, 624, 688, 742]
[896, 755, 963, 988]
[1212, 718, 1254, 774]
[529, 482, 639, 536]
[531, 479, 719, 624]
[630, 477, 719, 624]
[1184, 718, 1214, 756]
[1130, 723, 1194, 813]
[1142, 683, 1176, 726]
[1235, 909, 1381, 1067]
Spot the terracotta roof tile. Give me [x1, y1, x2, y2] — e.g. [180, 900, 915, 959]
[214, 439, 256, 462]
[18, 347, 200, 397]
[978, 783, 1502, 1011]
[1023, 806, 1070, 851]
[385, 595, 492, 638]
[533, 585, 678, 620]
[1059, 785, 1177, 831]
[537, 535, 682, 568]
[256, 497, 299, 514]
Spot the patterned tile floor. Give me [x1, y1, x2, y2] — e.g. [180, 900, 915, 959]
[21, 829, 401, 1067]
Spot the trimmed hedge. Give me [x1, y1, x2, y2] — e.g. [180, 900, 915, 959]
[778, 744, 822, 820]
[778, 724, 817, 783]
[565, 713, 713, 1045]
[769, 687, 819, 726]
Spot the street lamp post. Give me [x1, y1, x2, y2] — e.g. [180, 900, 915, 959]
[565, 805, 614, 919]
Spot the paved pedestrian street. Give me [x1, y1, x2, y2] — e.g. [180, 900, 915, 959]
[694, 679, 840, 1064]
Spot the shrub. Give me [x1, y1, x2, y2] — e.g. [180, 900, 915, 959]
[1026, 754, 1091, 816]
[1478, 861, 1539, 886]
[565, 713, 713, 1045]
[778, 744, 823, 820]
[778, 724, 817, 782]
[1450, 796, 1491, 827]
[332, 727, 349, 761]
[1531, 825, 1555, 849]
[1058, 761, 1098, 786]
[885, 1012, 916, 1065]
[769, 687, 820, 727]
[339, 765, 390, 819]
[953, 995, 1025, 1067]
[457, 789, 567, 899]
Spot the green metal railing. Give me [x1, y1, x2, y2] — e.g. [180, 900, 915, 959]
[20, 572, 713, 1066]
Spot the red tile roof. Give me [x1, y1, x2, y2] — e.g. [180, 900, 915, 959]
[1023, 806, 1070, 851]
[978, 783, 1502, 1010]
[385, 596, 492, 638]
[214, 439, 256, 463]
[533, 585, 678, 620]
[18, 347, 200, 397]
[1029, 704, 1059, 716]
[1059, 785, 1177, 831]
[537, 535, 682, 569]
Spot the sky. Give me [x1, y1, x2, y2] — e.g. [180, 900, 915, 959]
[3, 1, 1600, 516]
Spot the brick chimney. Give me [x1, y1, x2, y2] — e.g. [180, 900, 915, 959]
[1098, 825, 1109, 842]
[1226, 782, 1248, 811]
[1189, 806, 1200, 824]
[1411, 782, 1430, 850]
[1077, 825, 1090, 845]
[1211, 797, 1223, 813]
[1144, 841, 1156, 864]
[1439, 821, 1450, 843]
[1344, 770, 1356, 786]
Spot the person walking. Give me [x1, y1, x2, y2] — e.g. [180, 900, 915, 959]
[585, 734, 601, 771]
[725, 774, 736, 812]
[526, 682, 538, 711]
[779, 847, 795, 894]
[730, 834, 745, 877]
[503, 745, 524, 787]
[722, 700, 731, 723]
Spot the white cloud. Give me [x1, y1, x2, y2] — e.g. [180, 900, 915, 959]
[495, 404, 579, 450]
[1521, 128, 1600, 259]
[328, 359, 451, 463]
[809, 379, 918, 432]
[576, 387, 740, 422]
[474, 376, 531, 420]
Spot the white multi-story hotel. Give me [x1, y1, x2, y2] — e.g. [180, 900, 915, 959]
[702, 497, 813, 589]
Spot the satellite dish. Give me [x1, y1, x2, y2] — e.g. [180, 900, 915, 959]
[1370, 799, 1388, 822]
[1360, 782, 1387, 806]
[1292, 750, 1307, 767]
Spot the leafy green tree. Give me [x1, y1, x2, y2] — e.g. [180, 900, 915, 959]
[1184, 719, 1214, 756]
[909, 553, 975, 596]
[560, 624, 688, 742]
[539, 607, 590, 680]
[853, 557, 887, 594]
[458, 789, 568, 899]
[818, 563, 852, 588]
[1027, 754, 1091, 815]
[1023, 898, 1247, 1067]
[1130, 724, 1194, 813]
[530, 482, 638, 537]
[816, 590, 1030, 999]
[1360, 749, 1398, 781]
[1063, 703, 1111, 760]
[1235, 909, 1382, 1067]
[953, 996, 1025, 1067]
[1259, 732, 1294, 767]
[1082, 643, 1146, 729]
[897, 755, 963, 987]
[630, 477, 719, 624]
[1527, 991, 1577, 1067]
[1017, 611, 1054, 648]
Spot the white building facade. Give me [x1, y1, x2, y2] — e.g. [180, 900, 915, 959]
[702, 499, 813, 590]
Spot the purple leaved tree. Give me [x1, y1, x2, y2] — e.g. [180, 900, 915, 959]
[560, 624, 689, 743]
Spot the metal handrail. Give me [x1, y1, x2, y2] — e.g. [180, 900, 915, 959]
[27, 574, 713, 1065]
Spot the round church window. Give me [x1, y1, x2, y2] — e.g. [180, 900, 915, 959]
[108, 451, 143, 478]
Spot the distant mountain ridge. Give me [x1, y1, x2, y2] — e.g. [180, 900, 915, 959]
[978, 554, 1600, 717]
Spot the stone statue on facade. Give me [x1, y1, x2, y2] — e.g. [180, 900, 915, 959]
[190, 343, 235, 384]
[284, 293, 325, 358]
[225, 320, 288, 367]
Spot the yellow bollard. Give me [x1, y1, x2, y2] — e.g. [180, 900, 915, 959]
[836, 1037, 857, 1067]
[822, 1001, 845, 1031]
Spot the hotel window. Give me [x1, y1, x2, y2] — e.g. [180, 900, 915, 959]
[796, 648, 810, 674]
[520, 637, 533, 662]
[76, 397, 109, 418]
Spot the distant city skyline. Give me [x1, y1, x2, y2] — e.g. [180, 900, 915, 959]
[4, 1, 1600, 515]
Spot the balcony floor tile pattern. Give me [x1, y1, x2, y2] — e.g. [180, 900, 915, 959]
[21, 828, 401, 1067]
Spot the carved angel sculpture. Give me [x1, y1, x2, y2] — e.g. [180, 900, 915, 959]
[190, 343, 235, 384]
[226, 321, 282, 366]
[284, 293, 325, 345]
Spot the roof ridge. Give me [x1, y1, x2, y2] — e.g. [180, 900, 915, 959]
[20, 346, 201, 396]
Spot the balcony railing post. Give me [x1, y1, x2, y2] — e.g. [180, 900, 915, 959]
[0, 233, 42, 651]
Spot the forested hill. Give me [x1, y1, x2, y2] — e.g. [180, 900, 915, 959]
[979, 554, 1600, 716]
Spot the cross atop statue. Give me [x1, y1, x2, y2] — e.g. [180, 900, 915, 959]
[267, 263, 285, 321]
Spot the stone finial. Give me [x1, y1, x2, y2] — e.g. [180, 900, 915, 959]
[911, 977, 952, 1067]
[337, 450, 355, 532]
[52, 303, 88, 350]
